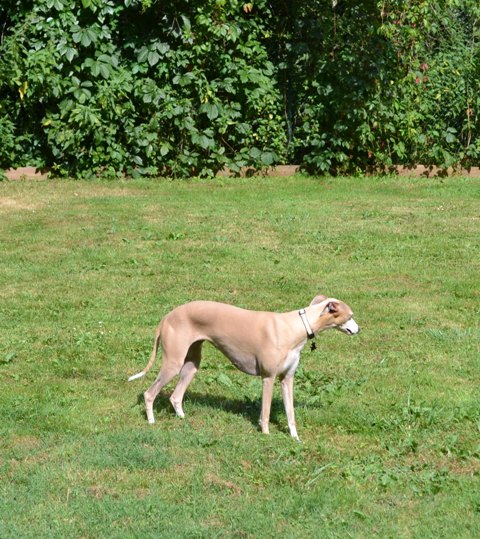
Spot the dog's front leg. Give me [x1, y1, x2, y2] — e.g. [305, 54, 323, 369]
[260, 376, 275, 434]
[281, 375, 300, 441]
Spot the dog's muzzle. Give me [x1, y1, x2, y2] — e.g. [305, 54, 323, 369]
[339, 319, 360, 335]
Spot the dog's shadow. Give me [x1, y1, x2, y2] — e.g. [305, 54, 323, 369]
[136, 391, 287, 431]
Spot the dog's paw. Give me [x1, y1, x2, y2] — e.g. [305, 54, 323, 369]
[169, 397, 185, 418]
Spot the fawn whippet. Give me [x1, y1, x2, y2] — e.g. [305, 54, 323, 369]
[128, 295, 359, 440]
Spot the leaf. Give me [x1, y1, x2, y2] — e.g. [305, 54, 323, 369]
[65, 47, 76, 62]
[173, 73, 193, 86]
[88, 111, 100, 125]
[147, 50, 160, 67]
[81, 31, 92, 47]
[72, 31, 82, 44]
[200, 103, 219, 120]
[192, 133, 214, 149]
[444, 128, 457, 144]
[51, 0, 64, 10]
[85, 28, 98, 44]
[181, 15, 191, 32]
[1, 352, 16, 365]
[137, 47, 149, 63]
[99, 63, 111, 79]
[167, 232, 185, 240]
[261, 151, 276, 166]
[18, 81, 29, 101]
[249, 147, 261, 159]
[91, 62, 101, 77]
[217, 373, 233, 388]
[157, 43, 170, 54]
[97, 54, 113, 65]
[160, 143, 171, 156]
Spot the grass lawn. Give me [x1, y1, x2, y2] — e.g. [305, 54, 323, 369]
[1, 175, 479, 538]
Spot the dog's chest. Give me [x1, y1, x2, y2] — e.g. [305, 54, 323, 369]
[281, 341, 305, 376]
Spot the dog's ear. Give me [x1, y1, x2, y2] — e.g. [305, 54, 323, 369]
[310, 294, 327, 306]
[326, 301, 339, 314]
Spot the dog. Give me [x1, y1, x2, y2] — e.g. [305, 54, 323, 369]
[128, 295, 359, 440]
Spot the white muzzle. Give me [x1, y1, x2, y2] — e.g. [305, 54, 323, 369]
[339, 318, 360, 335]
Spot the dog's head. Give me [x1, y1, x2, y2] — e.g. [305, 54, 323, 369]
[310, 295, 360, 335]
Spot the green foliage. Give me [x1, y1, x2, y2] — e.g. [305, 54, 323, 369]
[271, 0, 480, 173]
[0, 0, 479, 176]
[0, 0, 286, 177]
[362, 0, 480, 170]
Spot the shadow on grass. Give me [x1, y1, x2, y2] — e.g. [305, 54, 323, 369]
[136, 391, 288, 431]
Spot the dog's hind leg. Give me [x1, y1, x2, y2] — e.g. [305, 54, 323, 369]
[169, 341, 203, 418]
[144, 339, 191, 424]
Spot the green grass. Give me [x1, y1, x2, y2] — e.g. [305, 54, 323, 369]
[1, 175, 479, 538]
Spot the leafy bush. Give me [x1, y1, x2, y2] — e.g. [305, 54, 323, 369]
[362, 0, 480, 170]
[271, 0, 386, 173]
[272, 0, 480, 173]
[0, 0, 479, 177]
[0, 0, 286, 177]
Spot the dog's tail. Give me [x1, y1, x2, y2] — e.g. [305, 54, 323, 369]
[128, 322, 162, 382]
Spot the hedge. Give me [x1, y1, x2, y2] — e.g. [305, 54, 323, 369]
[0, 0, 479, 177]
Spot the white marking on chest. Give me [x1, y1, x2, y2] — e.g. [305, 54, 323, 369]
[282, 340, 306, 376]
